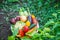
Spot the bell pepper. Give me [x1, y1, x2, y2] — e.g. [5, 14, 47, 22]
[26, 21, 31, 27]
[31, 14, 35, 18]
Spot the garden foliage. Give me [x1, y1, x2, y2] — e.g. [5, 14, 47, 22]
[0, 0, 60, 40]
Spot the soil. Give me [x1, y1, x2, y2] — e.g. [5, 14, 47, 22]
[0, 10, 18, 40]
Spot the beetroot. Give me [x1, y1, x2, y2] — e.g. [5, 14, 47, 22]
[10, 18, 16, 24]
[15, 16, 20, 21]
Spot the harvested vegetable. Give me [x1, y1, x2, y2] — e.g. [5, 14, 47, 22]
[28, 15, 32, 24]
[26, 21, 31, 27]
[26, 27, 37, 36]
[15, 16, 20, 21]
[20, 16, 27, 22]
[32, 18, 37, 24]
[30, 24, 36, 29]
[18, 30, 25, 37]
[31, 14, 35, 18]
[14, 21, 25, 29]
[10, 18, 16, 24]
[10, 11, 39, 38]
[23, 26, 29, 33]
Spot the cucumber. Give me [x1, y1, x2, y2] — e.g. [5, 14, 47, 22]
[28, 16, 32, 24]
[30, 24, 36, 29]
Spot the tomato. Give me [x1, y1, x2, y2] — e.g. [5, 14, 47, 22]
[10, 18, 16, 24]
[18, 30, 25, 37]
[20, 16, 27, 22]
[23, 26, 29, 33]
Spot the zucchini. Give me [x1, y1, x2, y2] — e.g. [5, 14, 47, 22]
[30, 24, 36, 29]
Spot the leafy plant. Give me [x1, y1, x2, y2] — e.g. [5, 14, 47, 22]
[0, 0, 60, 40]
[7, 0, 19, 2]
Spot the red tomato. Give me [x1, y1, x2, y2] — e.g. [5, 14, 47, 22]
[19, 30, 25, 37]
[32, 18, 37, 25]
[23, 26, 29, 33]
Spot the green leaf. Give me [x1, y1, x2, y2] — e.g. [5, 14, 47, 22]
[7, 0, 19, 2]
[21, 36, 31, 40]
[43, 27, 50, 32]
[19, 8, 30, 16]
[11, 21, 25, 36]
[11, 26, 19, 36]
[52, 13, 57, 18]
[57, 10, 60, 13]
[26, 31, 37, 37]
[8, 36, 15, 40]
[45, 33, 55, 38]
[44, 20, 55, 27]
[52, 23, 60, 31]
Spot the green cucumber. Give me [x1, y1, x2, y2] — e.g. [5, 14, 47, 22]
[30, 24, 36, 29]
